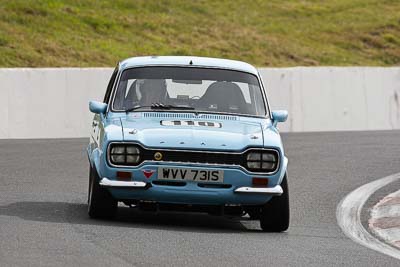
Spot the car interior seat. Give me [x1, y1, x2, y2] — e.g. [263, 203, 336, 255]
[197, 81, 248, 113]
[124, 79, 169, 108]
[139, 79, 168, 105]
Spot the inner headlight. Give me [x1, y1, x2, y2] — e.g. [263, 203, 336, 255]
[246, 150, 278, 172]
[109, 144, 141, 165]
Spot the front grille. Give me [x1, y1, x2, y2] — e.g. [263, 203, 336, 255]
[141, 149, 243, 166]
[108, 143, 280, 173]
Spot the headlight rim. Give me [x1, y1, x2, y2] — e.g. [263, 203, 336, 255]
[108, 143, 142, 166]
[245, 149, 279, 173]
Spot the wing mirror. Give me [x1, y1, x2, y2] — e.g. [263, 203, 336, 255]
[271, 110, 288, 127]
[89, 101, 107, 114]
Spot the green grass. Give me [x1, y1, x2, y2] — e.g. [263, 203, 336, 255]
[0, 0, 399, 67]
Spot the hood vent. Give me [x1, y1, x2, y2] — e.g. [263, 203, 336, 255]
[161, 120, 222, 128]
[200, 114, 237, 121]
[143, 112, 237, 121]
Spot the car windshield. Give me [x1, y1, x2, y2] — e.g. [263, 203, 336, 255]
[112, 67, 267, 116]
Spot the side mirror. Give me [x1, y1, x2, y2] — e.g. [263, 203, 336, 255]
[271, 110, 288, 127]
[89, 101, 107, 114]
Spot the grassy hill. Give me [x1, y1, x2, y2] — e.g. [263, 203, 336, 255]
[0, 0, 399, 67]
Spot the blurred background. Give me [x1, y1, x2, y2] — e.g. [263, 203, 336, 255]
[0, 0, 399, 138]
[1, 0, 399, 67]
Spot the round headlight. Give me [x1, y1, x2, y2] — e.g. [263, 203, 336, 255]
[111, 155, 125, 164]
[247, 161, 261, 169]
[126, 155, 140, 164]
[262, 153, 276, 162]
[262, 162, 276, 169]
[111, 145, 125, 154]
[126, 146, 140, 155]
[247, 152, 261, 161]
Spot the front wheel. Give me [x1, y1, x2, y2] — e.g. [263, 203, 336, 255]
[259, 174, 290, 232]
[88, 166, 117, 219]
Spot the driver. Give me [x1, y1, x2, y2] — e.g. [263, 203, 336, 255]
[139, 79, 168, 105]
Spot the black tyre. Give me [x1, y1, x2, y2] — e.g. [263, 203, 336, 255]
[260, 174, 289, 232]
[88, 166, 117, 219]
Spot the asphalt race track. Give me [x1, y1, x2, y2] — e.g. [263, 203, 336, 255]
[1, 131, 400, 266]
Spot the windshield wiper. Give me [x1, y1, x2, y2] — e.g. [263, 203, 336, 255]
[125, 103, 195, 113]
[151, 103, 195, 110]
[124, 105, 151, 113]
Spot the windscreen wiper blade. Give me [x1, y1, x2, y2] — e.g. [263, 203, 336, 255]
[125, 103, 194, 113]
[151, 103, 195, 110]
[124, 105, 152, 113]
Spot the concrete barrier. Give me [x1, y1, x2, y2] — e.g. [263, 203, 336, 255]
[0, 68, 110, 139]
[260, 67, 400, 132]
[0, 67, 399, 138]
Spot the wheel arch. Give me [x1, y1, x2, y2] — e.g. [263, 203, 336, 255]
[278, 156, 288, 184]
[88, 147, 103, 180]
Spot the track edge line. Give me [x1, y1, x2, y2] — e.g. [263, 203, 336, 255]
[336, 172, 400, 260]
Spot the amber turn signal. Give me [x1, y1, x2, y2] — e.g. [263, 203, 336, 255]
[252, 177, 268, 187]
[116, 171, 132, 181]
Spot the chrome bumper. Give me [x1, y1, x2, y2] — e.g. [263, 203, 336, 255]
[234, 185, 283, 195]
[99, 178, 147, 188]
[99, 177, 283, 195]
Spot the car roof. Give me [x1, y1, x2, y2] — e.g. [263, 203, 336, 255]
[119, 56, 259, 75]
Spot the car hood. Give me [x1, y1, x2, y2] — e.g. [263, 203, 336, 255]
[119, 117, 264, 151]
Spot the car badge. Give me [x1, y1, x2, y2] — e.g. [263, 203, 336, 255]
[143, 169, 155, 179]
[128, 129, 138, 135]
[154, 152, 163, 161]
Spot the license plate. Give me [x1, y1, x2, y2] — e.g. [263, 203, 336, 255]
[157, 167, 224, 183]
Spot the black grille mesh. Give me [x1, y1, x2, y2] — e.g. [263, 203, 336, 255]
[142, 149, 243, 165]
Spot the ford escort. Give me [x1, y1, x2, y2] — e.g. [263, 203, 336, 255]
[87, 56, 289, 232]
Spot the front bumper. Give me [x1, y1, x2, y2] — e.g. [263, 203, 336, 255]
[234, 185, 283, 195]
[100, 177, 283, 195]
[96, 157, 288, 206]
[100, 178, 147, 188]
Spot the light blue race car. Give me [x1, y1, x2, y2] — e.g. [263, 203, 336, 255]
[87, 56, 289, 232]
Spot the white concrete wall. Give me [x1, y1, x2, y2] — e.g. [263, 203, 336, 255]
[0, 67, 399, 138]
[0, 68, 111, 139]
[260, 67, 400, 132]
